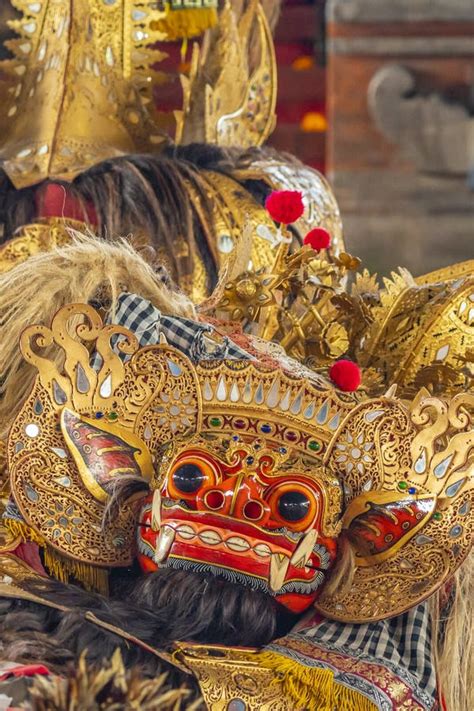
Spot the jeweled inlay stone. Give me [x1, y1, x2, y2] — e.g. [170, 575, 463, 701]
[445, 478, 465, 497]
[308, 440, 321, 451]
[210, 417, 221, 427]
[108, 411, 118, 421]
[449, 525, 462, 538]
[167, 359, 182, 377]
[25, 423, 40, 438]
[398, 481, 408, 490]
[52, 379, 67, 405]
[218, 234, 234, 254]
[433, 512, 442, 521]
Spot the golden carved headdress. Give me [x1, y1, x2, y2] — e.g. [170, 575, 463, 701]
[3, 298, 472, 622]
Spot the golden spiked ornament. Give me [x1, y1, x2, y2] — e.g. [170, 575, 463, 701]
[0, 0, 275, 188]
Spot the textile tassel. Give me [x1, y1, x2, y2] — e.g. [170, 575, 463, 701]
[43, 547, 109, 596]
[257, 651, 334, 711]
[150, 5, 217, 42]
[334, 684, 378, 711]
[257, 651, 377, 711]
[3, 518, 44, 547]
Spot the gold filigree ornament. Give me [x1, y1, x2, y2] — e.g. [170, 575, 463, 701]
[6, 303, 203, 589]
[177, 0, 277, 148]
[0, 218, 80, 273]
[316, 391, 473, 622]
[0, 0, 220, 188]
[213, 241, 358, 366]
[357, 266, 474, 396]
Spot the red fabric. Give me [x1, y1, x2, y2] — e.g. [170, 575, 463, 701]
[265, 190, 304, 224]
[0, 664, 51, 681]
[35, 183, 98, 226]
[304, 227, 331, 251]
[329, 360, 362, 392]
[12, 542, 47, 577]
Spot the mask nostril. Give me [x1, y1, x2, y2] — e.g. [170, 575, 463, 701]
[243, 500, 264, 521]
[204, 490, 225, 511]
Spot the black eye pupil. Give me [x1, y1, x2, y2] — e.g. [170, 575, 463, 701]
[277, 491, 310, 522]
[172, 463, 204, 493]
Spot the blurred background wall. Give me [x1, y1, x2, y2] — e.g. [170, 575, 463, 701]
[269, 0, 474, 277]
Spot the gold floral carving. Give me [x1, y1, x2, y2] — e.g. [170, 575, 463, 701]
[8, 305, 202, 567]
[174, 644, 290, 711]
[317, 393, 473, 622]
[0, 0, 183, 187]
[358, 270, 474, 395]
[178, 1, 277, 148]
[0, 219, 77, 274]
[0, 0, 278, 187]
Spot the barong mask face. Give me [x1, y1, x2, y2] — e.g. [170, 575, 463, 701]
[4, 301, 472, 624]
[138, 433, 341, 614]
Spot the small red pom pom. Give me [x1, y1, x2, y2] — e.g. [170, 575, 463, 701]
[304, 227, 331, 251]
[329, 360, 361, 392]
[265, 190, 304, 225]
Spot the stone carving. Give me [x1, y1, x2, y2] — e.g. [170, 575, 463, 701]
[368, 64, 473, 175]
[328, 0, 474, 22]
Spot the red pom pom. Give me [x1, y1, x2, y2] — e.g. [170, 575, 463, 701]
[329, 360, 361, 392]
[265, 190, 304, 224]
[304, 227, 331, 251]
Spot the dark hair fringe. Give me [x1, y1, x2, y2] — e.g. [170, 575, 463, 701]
[0, 144, 297, 293]
[0, 566, 282, 678]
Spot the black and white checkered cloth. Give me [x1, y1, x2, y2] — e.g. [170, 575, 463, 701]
[99, 292, 253, 362]
[268, 602, 437, 710]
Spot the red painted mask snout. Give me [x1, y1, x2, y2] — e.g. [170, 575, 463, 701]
[196, 474, 271, 525]
[136, 444, 340, 613]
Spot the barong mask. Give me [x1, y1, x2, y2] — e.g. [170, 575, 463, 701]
[4, 302, 472, 622]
